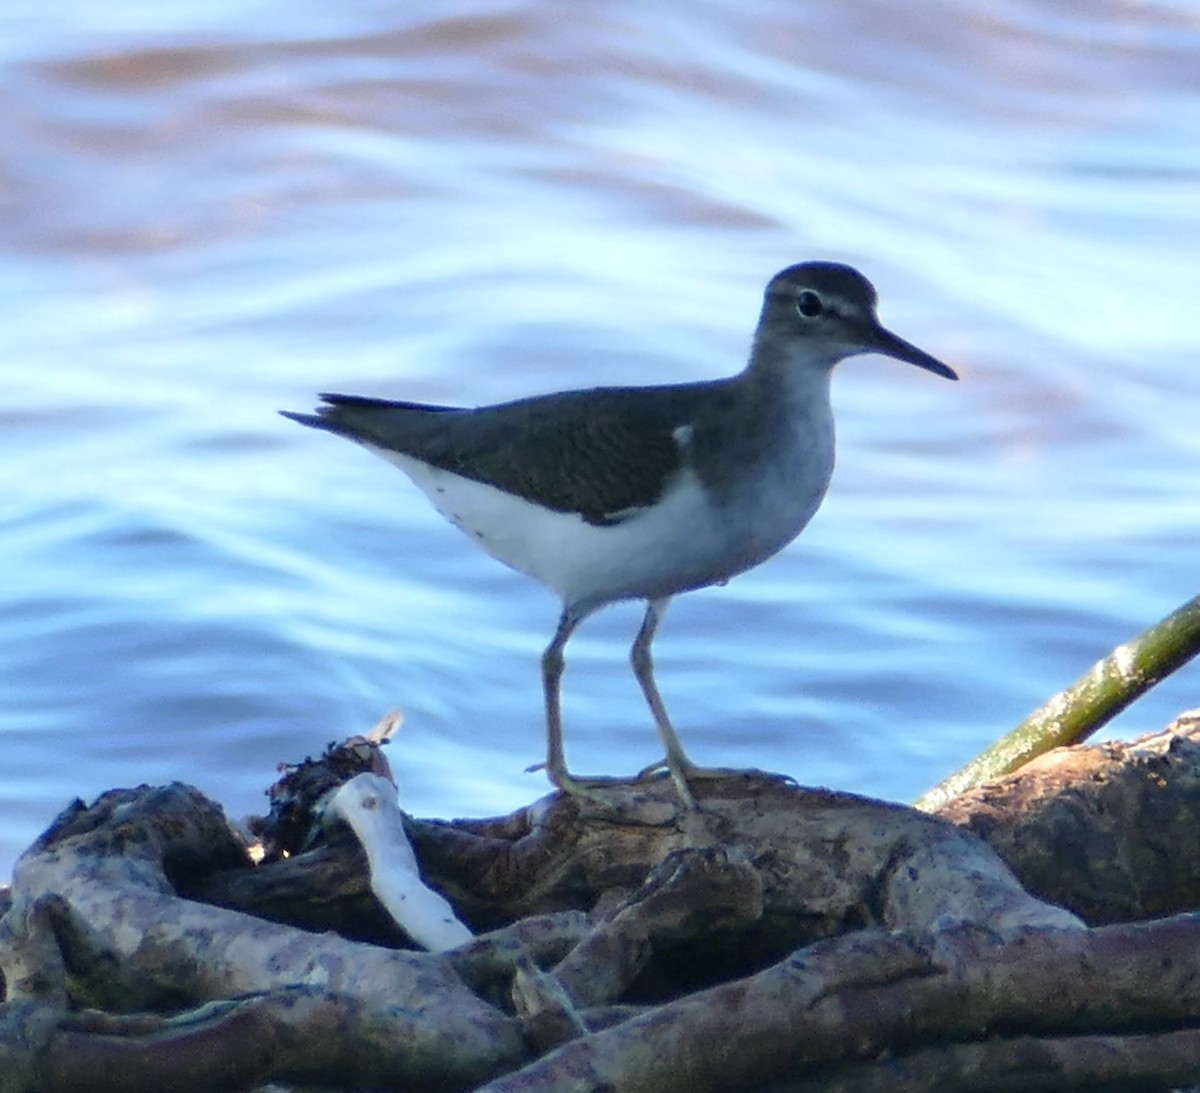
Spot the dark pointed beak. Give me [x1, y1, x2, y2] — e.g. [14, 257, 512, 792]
[867, 322, 958, 380]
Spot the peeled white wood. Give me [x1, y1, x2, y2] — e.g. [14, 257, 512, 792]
[324, 773, 473, 952]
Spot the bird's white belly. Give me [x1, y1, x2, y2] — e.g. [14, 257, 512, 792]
[372, 448, 730, 609]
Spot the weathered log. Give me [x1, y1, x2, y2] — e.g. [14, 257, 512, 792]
[764, 1026, 1200, 1093]
[475, 915, 1200, 1092]
[933, 711, 1200, 923]
[203, 765, 1081, 962]
[3, 716, 1200, 1092]
[2, 784, 524, 1091]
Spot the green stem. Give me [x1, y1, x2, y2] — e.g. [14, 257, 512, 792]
[914, 594, 1200, 812]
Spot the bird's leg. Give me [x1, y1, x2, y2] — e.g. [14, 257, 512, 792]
[536, 607, 611, 803]
[540, 609, 577, 780]
[630, 598, 699, 808]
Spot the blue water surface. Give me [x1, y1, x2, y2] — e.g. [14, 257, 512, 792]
[2, 0, 1199, 879]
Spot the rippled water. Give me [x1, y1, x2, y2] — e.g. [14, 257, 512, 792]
[3, 0, 1199, 880]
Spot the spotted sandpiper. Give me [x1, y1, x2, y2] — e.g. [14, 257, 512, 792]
[283, 262, 957, 805]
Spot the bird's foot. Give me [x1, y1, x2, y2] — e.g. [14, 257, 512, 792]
[634, 757, 671, 780]
[635, 758, 746, 783]
[625, 758, 702, 809]
[635, 759, 780, 807]
[526, 760, 632, 806]
[529, 759, 702, 811]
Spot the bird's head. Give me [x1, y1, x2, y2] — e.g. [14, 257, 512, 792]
[756, 261, 957, 380]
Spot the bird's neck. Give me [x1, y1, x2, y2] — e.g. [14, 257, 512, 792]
[740, 335, 837, 414]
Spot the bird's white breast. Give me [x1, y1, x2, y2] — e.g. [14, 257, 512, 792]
[367, 446, 730, 610]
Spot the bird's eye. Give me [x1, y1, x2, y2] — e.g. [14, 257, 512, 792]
[796, 290, 823, 319]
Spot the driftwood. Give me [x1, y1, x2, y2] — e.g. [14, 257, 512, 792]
[2, 712, 1200, 1091]
[933, 708, 1200, 924]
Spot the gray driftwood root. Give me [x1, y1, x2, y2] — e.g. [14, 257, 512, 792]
[1, 784, 523, 1091]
